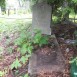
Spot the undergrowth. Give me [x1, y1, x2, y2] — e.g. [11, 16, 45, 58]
[0, 19, 48, 77]
[10, 29, 48, 77]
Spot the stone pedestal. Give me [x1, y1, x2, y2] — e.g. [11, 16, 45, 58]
[28, 36, 65, 77]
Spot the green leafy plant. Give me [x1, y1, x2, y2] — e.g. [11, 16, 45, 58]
[0, 46, 3, 52]
[11, 58, 22, 69]
[10, 29, 48, 70]
[10, 28, 33, 69]
[20, 55, 30, 64]
[24, 74, 29, 77]
[69, 57, 77, 77]
[10, 28, 48, 77]
[71, 31, 77, 77]
[19, 73, 29, 77]
[0, 71, 4, 77]
[33, 30, 48, 46]
[0, 19, 48, 76]
[0, 19, 32, 76]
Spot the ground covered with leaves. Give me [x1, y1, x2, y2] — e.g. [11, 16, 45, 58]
[0, 36, 74, 77]
[0, 20, 77, 77]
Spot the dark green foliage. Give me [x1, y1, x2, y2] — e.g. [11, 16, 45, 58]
[0, 20, 32, 77]
[70, 57, 77, 77]
[0, 0, 6, 12]
[31, 0, 77, 23]
[70, 63, 77, 77]
[69, 30, 77, 77]
[20, 56, 29, 64]
[10, 29, 48, 70]
[33, 30, 48, 46]
[11, 58, 22, 69]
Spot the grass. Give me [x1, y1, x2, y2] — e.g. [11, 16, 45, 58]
[0, 18, 32, 35]
[0, 18, 32, 55]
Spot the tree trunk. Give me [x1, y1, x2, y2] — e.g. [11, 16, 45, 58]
[63, 0, 69, 20]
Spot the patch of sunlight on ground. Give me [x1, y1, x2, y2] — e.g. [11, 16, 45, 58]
[0, 14, 32, 18]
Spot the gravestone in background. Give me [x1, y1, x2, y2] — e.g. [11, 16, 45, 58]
[32, 2, 52, 35]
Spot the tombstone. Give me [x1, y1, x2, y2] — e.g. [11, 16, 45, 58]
[32, 2, 52, 35]
[28, 2, 65, 77]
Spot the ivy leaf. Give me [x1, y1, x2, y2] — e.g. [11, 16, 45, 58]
[11, 58, 22, 69]
[0, 71, 4, 76]
[26, 54, 31, 58]
[24, 74, 29, 77]
[28, 46, 33, 54]
[14, 38, 23, 45]
[20, 55, 31, 64]
[20, 56, 28, 64]
[39, 36, 48, 46]
[33, 32, 42, 43]
[20, 44, 28, 55]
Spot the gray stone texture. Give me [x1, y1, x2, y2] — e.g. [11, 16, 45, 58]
[32, 2, 52, 35]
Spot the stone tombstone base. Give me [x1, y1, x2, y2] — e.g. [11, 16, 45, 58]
[28, 35, 65, 77]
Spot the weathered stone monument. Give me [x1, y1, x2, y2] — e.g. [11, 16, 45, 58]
[28, 2, 65, 77]
[32, 2, 52, 35]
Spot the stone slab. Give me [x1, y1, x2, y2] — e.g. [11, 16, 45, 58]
[28, 35, 65, 76]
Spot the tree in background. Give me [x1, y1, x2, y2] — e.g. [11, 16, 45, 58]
[30, 0, 77, 23]
[0, 0, 6, 13]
